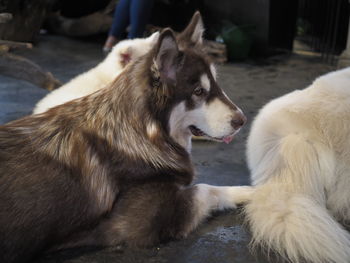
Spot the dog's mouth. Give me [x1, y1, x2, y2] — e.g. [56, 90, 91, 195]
[189, 125, 235, 144]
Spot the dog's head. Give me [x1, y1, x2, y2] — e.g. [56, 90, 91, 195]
[147, 25, 245, 151]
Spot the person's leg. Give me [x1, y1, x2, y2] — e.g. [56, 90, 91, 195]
[104, 0, 132, 51]
[128, 0, 154, 39]
[109, 0, 132, 38]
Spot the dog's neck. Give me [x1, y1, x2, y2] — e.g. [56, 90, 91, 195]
[69, 60, 192, 173]
[171, 131, 192, 153]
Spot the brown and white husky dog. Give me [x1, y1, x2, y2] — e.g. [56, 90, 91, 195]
[246, 67, 350, 263]
[33, 31, 160, 114]
[0, 12, 252, 263]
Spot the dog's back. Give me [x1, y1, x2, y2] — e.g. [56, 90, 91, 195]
[245, 67, 350, 263]
[33, 32, 159, 114]
[0, 114, 110, 263]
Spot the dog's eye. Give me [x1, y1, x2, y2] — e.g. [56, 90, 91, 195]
[193, 87, 204, 96]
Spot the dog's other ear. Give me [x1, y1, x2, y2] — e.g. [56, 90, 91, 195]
[154, 29, 180, 85]
[178, 11, 204, 47]
[148, 31, 160, 44]
[120, 49, 132, 67]
[119, 32, 160, 67]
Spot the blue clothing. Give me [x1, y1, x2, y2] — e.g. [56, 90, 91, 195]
[109, 0, 154, 39]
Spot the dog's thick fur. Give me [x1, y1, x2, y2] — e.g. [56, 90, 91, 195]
[246, 67, 350, 263]
[0, 12, 252, 263]
[33, 32, 159, 114]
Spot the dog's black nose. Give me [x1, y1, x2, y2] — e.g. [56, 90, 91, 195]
[231, 114, 246, 130]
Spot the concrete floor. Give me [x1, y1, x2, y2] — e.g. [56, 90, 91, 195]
[0, 35, 335, 263]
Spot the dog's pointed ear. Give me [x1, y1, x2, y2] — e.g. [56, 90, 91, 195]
[154, 29, 179, 85]
[148, 31, 160, 44]
[178, 11, 204, 47]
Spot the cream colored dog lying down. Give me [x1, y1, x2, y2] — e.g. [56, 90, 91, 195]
[33, 32, 159, 114]
[246, 67, 350, 263]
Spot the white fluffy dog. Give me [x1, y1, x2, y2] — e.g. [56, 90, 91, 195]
[246, 67, 350, 263]
[33, 32, 159, 114]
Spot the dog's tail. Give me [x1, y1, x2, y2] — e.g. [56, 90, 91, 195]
[246, 185, 350, 263]
[245, 133, 350, 263]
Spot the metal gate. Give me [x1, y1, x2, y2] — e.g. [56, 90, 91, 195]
[297, 0, 349, 64]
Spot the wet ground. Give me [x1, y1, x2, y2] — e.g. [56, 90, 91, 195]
[0, 35, 335, 263]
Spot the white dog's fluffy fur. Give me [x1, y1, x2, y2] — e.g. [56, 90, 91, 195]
[33, 32, 159, 114]
[246, 67, 350, 263]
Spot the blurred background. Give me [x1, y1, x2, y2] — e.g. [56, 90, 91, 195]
[1, 0, 349, 62]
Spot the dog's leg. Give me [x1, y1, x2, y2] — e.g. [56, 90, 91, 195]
[104, 183, 253, 246]
[56, 183, 254, 250]
[191, 184, 253, 222]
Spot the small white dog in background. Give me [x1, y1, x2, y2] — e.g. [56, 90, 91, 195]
[245, 67, 350, 263]
[33, 32, 159, 114]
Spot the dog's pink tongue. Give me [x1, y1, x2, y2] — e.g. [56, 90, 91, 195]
[223, 135, 234, 144]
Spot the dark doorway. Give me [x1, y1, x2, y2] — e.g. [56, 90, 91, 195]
[294, 0, 350, 64]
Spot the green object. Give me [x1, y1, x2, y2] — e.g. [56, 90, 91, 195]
[221, 24, 254, 61]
